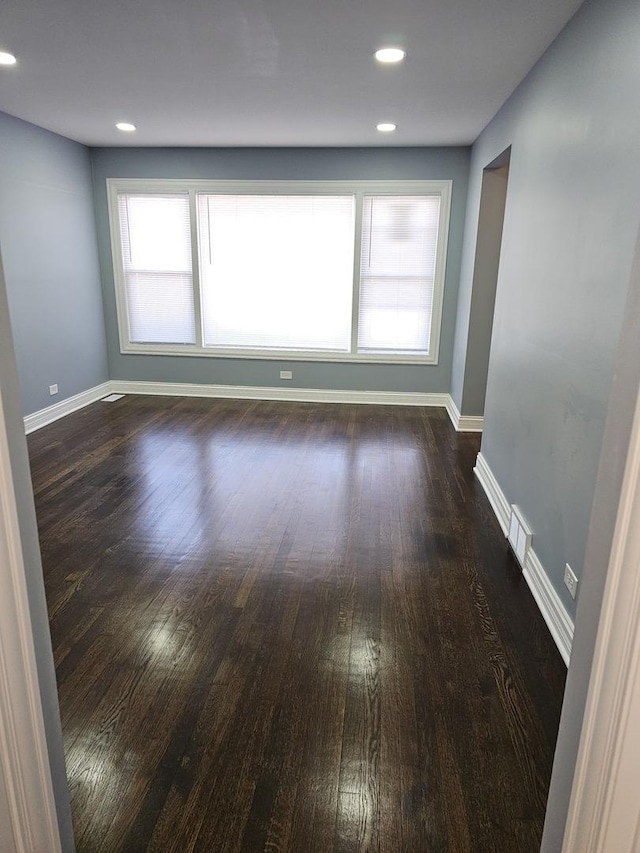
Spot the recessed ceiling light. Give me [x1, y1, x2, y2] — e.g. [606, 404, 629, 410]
[116, 122, 136, 132]
[375, 47, 406, 64]
[376, 123, 397, 133]
[0, 51, 17, 66]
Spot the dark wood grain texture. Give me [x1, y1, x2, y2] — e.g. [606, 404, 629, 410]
[28, 396, 566, 852]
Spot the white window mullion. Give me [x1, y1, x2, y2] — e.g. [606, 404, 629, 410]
[350, 192, 364, 354]
[189, 189, 204, 348]
[427, 183, 452, 365]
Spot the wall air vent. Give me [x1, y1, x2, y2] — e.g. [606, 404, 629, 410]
[508, 505, 532, 568]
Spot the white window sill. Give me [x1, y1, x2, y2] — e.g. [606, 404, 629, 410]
[119, 344, 437, 366]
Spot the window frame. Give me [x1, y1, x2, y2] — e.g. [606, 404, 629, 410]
[107, 178, 452, 365]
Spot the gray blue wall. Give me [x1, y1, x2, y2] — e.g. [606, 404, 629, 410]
[449, 1, 640, 843]
[544, 228, 640, 852]
[0, 111, 108, 416]
[454, 0, 640, 622]
[90, 147, 469, 393]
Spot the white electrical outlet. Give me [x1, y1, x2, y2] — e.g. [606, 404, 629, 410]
[564, 563, 579, 599]
[49, 384, 59, 396]
[279, 370, 293, 380]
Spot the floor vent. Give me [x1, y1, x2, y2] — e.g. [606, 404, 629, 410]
[508, 505, 532, 568]
[101, 394, 125, 402]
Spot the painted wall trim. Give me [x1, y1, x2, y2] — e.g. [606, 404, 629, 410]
[23, 380, 493, 435]
[0, 393, 62, 852]
[445, 396, 484, 432]
[23, 382, 112, 434]
[524, 548, 574, 667]
[474, 451, 574, 665]
[473, 452, 510, 536]
[562, 389, 640, 852]
[109, 380, 450, 408]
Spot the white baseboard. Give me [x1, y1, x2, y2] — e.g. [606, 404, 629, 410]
[474, 451, 574, 666]
[109, 380, 451, 408]
[458, 414, 484, 432]
[473, 452, 510, 536]
[23, 381, 484, 437]
[445, 396, 484, 432]
[24, 382, 112, 434]
[524, 548, 574, 666]
[109, 382, 483, 430]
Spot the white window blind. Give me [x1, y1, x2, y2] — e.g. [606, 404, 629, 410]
[197, 194, 355, 351]
[117, 193, 195, 345]
[358, 195, 441, 354]
[109, 180, 451, 363]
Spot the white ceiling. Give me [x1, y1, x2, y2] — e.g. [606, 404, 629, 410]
[0, 0, 583, 147]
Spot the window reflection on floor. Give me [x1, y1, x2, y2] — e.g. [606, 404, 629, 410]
[130, 427, 422, 571]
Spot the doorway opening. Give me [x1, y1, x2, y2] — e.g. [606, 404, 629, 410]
[461, 146, 511, 416]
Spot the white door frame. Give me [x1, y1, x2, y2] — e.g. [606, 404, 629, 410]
[0, 386, 62, 852]
[562, 382, 640, 852]
[0, 235, 64, 851]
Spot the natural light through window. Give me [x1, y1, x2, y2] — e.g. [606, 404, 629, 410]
[108, 180, 451, 364]
[358, 195, 440, 355]
[198, 195, 355, 351]
[118, 194, 194, 345]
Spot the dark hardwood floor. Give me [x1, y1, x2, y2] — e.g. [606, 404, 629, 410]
[28, 396, 566, 852]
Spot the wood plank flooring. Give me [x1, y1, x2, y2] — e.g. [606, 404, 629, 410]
[28, 396, 566, 852]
